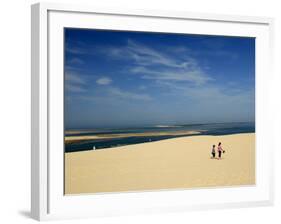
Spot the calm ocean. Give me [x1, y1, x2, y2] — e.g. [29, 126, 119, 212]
[65, 122, 255, 153]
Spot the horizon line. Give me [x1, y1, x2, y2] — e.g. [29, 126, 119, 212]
[65, 120, 255, 131]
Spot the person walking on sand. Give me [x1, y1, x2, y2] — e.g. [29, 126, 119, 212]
[211, 145, 216, 159]
[218, 142, 223, 160]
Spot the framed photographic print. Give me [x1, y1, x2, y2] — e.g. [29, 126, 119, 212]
[31, 2, 274, 221]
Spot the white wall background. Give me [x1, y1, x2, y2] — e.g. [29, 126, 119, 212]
[0, 0, 280, 223]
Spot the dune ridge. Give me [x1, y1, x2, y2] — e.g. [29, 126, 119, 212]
[65, 133, 255, 194]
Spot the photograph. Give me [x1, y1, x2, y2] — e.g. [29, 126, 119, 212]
[64, 28, 255, 195]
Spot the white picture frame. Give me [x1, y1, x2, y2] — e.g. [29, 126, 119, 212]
[31, 2, 274, 221]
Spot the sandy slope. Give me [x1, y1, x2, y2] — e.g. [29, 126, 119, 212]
[65, 133, 255, 194]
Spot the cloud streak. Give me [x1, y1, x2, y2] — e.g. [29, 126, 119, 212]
[65, 71, 152, 101]
[65, 71, 87, 93]
[68, 57, 85, 65]
[66, 39, 213, 86]
[71, 86, 152, 102]
[131, 66, 212, 85]
[96, 77, 112, 85]
[109, 39, 212, 85]
[107, 87, 152, 101]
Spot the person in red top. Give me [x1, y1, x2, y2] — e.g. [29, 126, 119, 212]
[218, 142, 223, 159]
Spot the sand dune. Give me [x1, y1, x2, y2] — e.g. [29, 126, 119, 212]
[65, 133, 255, 194]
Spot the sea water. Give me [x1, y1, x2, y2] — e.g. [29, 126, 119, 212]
[65, 122, 255, 153]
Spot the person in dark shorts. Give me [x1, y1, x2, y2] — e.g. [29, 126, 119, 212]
[218, 142, 223, 159]
[211, 145, 216, 159]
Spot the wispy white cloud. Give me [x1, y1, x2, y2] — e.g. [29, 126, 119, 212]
[72, 86, 152, 102]
[138, 85, 147, 90]
[65, 84, 86, 93]
[66, 46, 86, 55]
[131, 66, 212, 85]
[65, 39, 214, 86]
[96, 77, 112, 85]
[65, 72, 85, 84]
[65, 39, 237, 93]
[112, 39, 212, 85]
[156, 80, 254, 106]
[68, 57, 84, 65]
[106, 39, 189, 69]
[126, 39, 180, 68]
[65, 70, 151, 101]
[107, 87, 152, 101]
[65, 71, 86, 93]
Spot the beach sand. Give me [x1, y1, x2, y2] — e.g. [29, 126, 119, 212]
[65, 133, 255, 194]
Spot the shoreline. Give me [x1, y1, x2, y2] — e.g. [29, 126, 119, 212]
[65, 130, 202, 144]
[65, 131, 255, 153]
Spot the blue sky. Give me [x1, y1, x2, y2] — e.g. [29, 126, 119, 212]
[64, 28, 255, 129]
